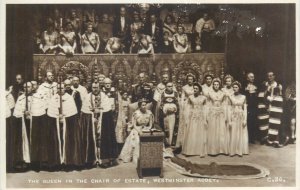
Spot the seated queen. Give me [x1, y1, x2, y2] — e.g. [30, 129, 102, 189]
[119, 98, 154, 164]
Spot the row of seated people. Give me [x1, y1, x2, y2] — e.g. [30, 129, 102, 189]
[34, 6, 216, 54]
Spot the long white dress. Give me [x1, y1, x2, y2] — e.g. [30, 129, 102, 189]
[202, 83, 213, 98]
[222, 87, 234, 149]
[119, 109, 153, 164]
[207, 90, 228, 155]
[176, 94, 185, 147]
[182, 95, 207, 157]
[181, 84, 194, 126]
[179, 85, 194, 145]
[115, 95, 130, 144]
[228, 94, 249, 156]
[222, 87, 234, 105]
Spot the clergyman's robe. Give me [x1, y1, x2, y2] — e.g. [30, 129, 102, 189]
[47, 93, 83, 166]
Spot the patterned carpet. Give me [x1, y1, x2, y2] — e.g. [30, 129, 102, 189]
[165, 156, 270, 179]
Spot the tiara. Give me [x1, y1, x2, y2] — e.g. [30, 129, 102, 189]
[138, 98, 148, 104]
[212, 77, 221, 84]
[232, 81, 242, 88]
[186, 73, 196, 79]
[224, 74, 234, 81]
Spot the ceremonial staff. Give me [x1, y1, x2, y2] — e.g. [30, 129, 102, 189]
[58, 71, 63, 115]
[25, 54, 29, 118]
[91, 83, 103, 163]
[24, 56, 31, 146]
[24, 77, 31, 147]
[58, 71, 64, 161]
[25, 81, 29, 117]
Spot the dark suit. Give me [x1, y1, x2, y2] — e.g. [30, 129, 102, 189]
[243, 83, 258, 143]
[143, 20, 163, 53]
[113, 16, 131, 53]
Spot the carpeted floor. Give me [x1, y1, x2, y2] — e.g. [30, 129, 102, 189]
[166, 156, 270, 179]
[6, 143, 296, 188]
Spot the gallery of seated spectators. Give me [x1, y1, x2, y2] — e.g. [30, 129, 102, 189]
[5, 3, 296, 188]
[6, 4, 295, 87]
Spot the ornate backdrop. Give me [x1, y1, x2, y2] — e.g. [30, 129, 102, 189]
[33, 53, 225, 87]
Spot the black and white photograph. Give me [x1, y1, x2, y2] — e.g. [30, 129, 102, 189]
[1, 1, 298, 189]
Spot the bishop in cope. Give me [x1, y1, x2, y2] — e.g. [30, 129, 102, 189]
[47, 83, 83, 170]
[81, 82, 118, 168]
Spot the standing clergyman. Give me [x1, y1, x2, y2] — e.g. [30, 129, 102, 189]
[65, 79, 82, 115]
[153, 73, 171, 123]
[29, 82, 48, 172]
[159, 82, 179, 147]
[244, 72, 258, 144]
[13, 82, 32, 171]
[47, 83, 83, 171]
[82, 82, 118, 168]
[80, 82, 100, 168]
[6, 87, 15, 172]
[37, 71, 58, 109]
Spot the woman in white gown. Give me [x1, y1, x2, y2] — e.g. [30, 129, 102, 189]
[173, 25, 189, 53]
[105, 37, 124, 54]
[115, 91, 131, 152]
[58, 21, 77, 55]
[222, 74, 234, 149]
[202, 74, 214, 98]
[81, 23, 100, 54]
[179, 74, 196, 145]
[40, 21, 59, 54]
[119, 99, 154, 164]
[207, 78, 228, 155]
[182, 83, 208, 157]
[138, 34, 154, 54]
[228, 81, 249, 156]
[222, 74, 234, 101]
